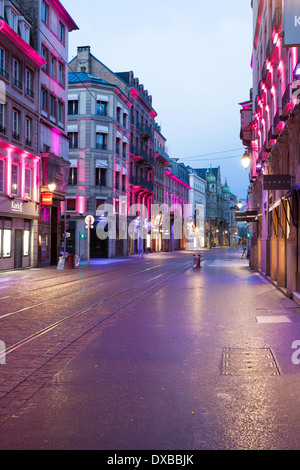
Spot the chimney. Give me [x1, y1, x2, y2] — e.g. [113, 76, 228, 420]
[77, 46, 91, 73]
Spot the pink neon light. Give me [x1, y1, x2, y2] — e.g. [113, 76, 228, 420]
[130, 88, 139, 99]
[6, 149, 12, 196]
[165, 170, 191, 189]
[0, 22, 46, 68]
[76, 195, 85, 214]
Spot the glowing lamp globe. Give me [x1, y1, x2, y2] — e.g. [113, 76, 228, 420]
[241, 152, 251, 170]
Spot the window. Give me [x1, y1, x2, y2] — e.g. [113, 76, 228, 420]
[96, 101, 107, 116]
[68, 132, 78, 149]
[95, 168, 107, 186]
[50, 95, 56, 119]
[12, 110, 20, 141]
[23, 230, 30, 256]
[116, 106, 121, 122]
[13, 59, 22, 89]
[57, 101, 64, 124]
[25, 168, 32, 198]
[0, 160, 4, 192]
[68, 100, 78, 115]
[96, 133, 107, 150]
[41, 88, 47, 112]
[50, 55, 57, 79]
[11, 164, 19, 195]
[0, 104, 5, 134]
[41, 45, 48, 72]
[59, 22, 65, 43]
[25, 117, 32, 146]
[58, 62, 65, 86]
[42, 2, 49, 24]
[115, 171, 119, 190]
[66, 198, 76, 211]
[68, 167, 77, 186]
[25, 69, 33, 98]
[3, 229, 11, 257]
[0, 48, 7, 80]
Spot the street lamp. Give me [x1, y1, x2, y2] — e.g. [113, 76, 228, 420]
[241, 151, 251, 170]
[48, 182, 56, 192]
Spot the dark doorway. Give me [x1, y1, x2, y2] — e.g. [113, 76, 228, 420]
[90, 226, 108, 258]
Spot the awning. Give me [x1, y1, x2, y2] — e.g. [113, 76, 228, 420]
[95, 160, 108, 168]
[236, 211, 257, 223]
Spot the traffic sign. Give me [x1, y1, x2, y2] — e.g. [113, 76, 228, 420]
[85, 215, 95, 226]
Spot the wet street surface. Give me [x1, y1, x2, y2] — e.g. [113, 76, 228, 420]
[0, 248, 300, 450]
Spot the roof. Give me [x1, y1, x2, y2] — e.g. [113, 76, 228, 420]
[68, 72, 111, 86]
[52, 0, 79, 31]
[194, 167, 219, 181]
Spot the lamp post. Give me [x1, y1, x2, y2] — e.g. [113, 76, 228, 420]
[241, 151, 251, 170]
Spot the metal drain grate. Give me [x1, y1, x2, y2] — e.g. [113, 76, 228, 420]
[222, 348, 280, 376]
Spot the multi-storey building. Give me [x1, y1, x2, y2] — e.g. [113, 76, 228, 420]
[69, 46, 157, 255]
[240, 0, 300, 298]
[164, 159, 190, 251]
[0, 0, 45, 270]
[193, 166, 232, 247]
[186, 167, 206, 249]
[67, 71, 131, 259]
[15, 0, 78, 266]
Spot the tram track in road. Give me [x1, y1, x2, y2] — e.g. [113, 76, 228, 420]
[0, 261, 165, 307]
[0, 258, 163, 300]
[0, 258, 191, 363]
[0, 259, 191, 424]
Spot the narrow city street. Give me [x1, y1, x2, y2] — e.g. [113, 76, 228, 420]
[0, 248, 300, 450]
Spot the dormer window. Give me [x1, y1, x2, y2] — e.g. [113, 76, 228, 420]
[4, 3, 19, 32]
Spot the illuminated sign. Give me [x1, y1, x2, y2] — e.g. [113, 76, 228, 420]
[11, 201, 23, 213]
[42, 193, 53, 205]
[283, 0, 300, 46]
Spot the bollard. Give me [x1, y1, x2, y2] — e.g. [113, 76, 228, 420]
[193, 254, 201, 269]
[66, 253, 75, 269]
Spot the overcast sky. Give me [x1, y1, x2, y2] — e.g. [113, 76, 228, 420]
[62, 0, 253, 200]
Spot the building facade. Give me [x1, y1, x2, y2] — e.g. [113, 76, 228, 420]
[193, 166, 232, 247]
[69, 47, 157, 256]
[152, 123, 170, 252]
[67, 71, 130, 259]
[186, 167, 206, 249]
[240, 0, 300, 299]
[15, 0, 78, 266]
[0, 0, 45, 270]
[164, 159, 190, 251]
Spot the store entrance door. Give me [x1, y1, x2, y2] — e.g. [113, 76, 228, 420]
[15, 229, 23, 268]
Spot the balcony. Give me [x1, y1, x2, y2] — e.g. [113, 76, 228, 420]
[13, 78, 22, 90]
[130, 175, 153, 192]
[0, 68, 8, 81]
[140, 123, 151, 140]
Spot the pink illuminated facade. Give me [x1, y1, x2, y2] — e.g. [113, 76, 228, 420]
[14, 0, 78, 266]
[69, 47, 156, 255]
[240, 0, 300, 298]
[0, 1, 43, 270]
[66, 70, 131, 259]
[164, 159, 190, 251]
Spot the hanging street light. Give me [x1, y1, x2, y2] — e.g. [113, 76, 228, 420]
[241, 151, 251, 170]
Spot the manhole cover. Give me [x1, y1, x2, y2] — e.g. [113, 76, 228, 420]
[222, 348, 280, 376]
